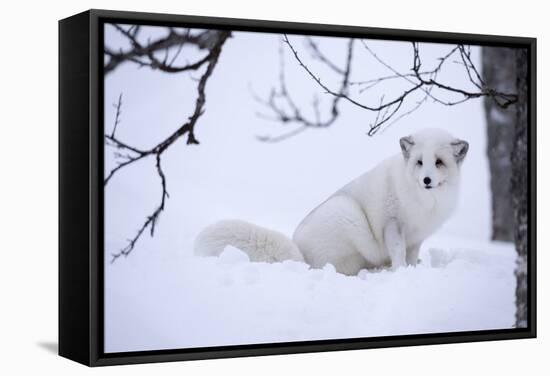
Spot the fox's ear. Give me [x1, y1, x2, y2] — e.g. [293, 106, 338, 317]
[451, 139, 469, 163]
[399, 136, 414, 159]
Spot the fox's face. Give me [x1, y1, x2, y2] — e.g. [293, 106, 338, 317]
[400, 129, 468, 191]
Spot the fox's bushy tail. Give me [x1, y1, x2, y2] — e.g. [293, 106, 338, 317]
[194, 219, 304, 263]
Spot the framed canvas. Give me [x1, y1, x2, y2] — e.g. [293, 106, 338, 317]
[59, 9, 537, 366]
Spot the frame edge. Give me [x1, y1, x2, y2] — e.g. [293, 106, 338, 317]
[59, 10, 93, 367]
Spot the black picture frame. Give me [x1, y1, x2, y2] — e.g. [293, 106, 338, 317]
[59, 9, 537, 367]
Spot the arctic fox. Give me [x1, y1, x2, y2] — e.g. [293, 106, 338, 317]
[194, 128, 469, 275]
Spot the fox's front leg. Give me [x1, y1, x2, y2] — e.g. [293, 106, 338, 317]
[406, 243, 421, 266]
[384, 220, 406, 269]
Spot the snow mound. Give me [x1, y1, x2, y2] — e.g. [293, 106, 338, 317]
[217, 245, 250, 265]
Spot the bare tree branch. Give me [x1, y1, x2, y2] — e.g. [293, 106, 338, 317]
[360, 41, 456, 132]
[110, 93, 123, 137]
[104, 26, 231, 261]
[110, 154, 169, 264]
[257, 36, 519, 138]
[253, 35, 354, 142]
[104, 25, 225, 75]
[305, 37, 346, 75]
[411, 42, 517, 108]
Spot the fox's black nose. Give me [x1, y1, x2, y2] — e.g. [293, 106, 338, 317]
[423, 177, 431, 185]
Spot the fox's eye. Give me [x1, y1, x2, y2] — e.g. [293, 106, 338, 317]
[435, 159, 444, 167]
[417, 160, 423, 166]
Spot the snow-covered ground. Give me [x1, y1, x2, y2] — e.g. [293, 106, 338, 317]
[105, 236, 516, 352]
[104, 25, 517, 352]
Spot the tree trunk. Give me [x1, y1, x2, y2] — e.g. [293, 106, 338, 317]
[482, 47, 516, 242]
[512, 48, 528, 328]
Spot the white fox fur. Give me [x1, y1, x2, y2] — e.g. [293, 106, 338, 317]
[194, 128, 468, 275]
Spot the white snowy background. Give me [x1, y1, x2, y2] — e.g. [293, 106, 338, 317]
[104, 25, 516, 353]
